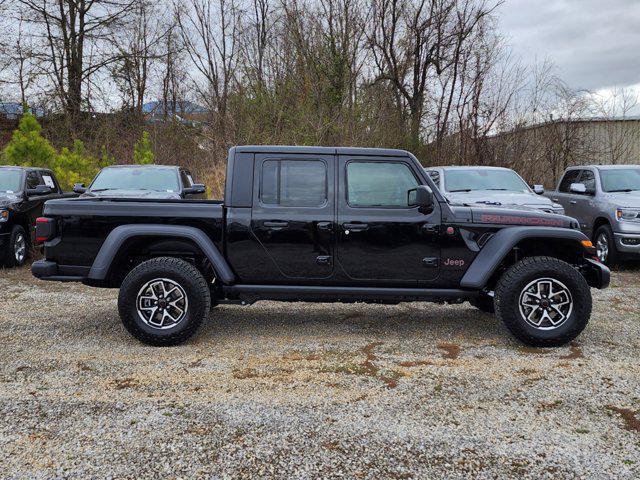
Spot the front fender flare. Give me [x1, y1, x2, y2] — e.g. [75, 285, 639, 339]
[460, 226, 589, 289]
[87, 224, 235, 284]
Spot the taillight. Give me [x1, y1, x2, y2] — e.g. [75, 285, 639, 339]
[36, 217, 55, 244]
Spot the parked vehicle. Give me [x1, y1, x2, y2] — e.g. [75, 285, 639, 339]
[74, 165, 206, 199]
[32, 146, 609, 347]
[0, 166, 73, 267]
[547, 165, 640, 265]
[426, 166, 565, 214]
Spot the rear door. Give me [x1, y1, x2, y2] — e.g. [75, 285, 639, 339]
[336, 156, 441, 285]
[250, 153, 335, 280]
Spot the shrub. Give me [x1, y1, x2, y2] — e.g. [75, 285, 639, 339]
[133, 131, 154, 165]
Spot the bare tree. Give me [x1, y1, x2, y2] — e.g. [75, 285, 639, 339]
[18, 0, 135, 131]
[175, 0, 241, 136]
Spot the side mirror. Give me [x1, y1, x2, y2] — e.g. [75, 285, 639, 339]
[408, 185, 434, 213]
[26, 185, 53, 196]
[183, 183, 206, 196]
[533, 184, 544, 195]
[73, 183, 87, 194]
[570, 183, 587, 194]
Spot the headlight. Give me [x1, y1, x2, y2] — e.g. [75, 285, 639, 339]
[616, 208, 640, 222]
[0, 210, 8, 222]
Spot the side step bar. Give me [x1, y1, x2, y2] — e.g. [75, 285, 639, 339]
[223, 284, 478, 303]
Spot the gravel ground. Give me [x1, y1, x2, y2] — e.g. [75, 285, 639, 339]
[0, 265, 639, 479]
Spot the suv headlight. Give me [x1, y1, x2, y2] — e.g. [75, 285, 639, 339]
[0, 210, 8, 222]
[616, 208, 640, 222]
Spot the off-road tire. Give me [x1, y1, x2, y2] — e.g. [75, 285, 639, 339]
[3, 225, 28, 267]
[470, 294, 495, 314]
[494, 256, 591, 347]
[594, 224, 619, 266]
[118, 257, 210, 346]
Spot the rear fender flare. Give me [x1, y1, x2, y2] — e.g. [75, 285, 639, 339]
[460, 226, 589, 289]
[87, 224, 235, 283]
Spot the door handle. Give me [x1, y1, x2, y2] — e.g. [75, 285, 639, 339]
[342, 223, 368, 232]
[570, 200, 577, 205]
[263, 221, 289, 229]
[317, 221, 332, 231]
[421, 224, 439, 234]
[551, 198, 559, 202]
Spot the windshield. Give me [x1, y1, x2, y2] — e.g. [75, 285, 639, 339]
[0, 169, 23, 193]
[444, 169, 530, 193]
[600, 168, 640, 192]
[90, 167, 179, 192]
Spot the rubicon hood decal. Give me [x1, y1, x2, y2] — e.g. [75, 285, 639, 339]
[479, 213, 565, 227]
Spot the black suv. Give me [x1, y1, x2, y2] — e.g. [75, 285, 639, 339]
[1, 166, 72, 267]
[74, 165, 206, 199]
[32, 146, 609, 347]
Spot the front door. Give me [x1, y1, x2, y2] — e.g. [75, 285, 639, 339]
[336, 156, 441, 285]
[250, 153, 335, 281]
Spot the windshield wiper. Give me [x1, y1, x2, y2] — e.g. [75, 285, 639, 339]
[485, 188, 509, 191]
[449, 189, 473, 192]
[607, 188, 636, 193]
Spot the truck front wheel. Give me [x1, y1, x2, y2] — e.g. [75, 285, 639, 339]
[118, 257, 211, 346]
[494, 256, 592, 347]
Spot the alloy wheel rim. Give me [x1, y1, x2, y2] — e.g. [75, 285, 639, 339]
[518, 277, 573, 330]
[14, 233, 26, 263]
[596, 233, 608, 262]
[136, 278, 188, 329]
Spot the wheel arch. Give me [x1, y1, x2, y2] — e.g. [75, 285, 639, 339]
[592, 217, 611, 238]
[460, 227, 590, 290]
[87, 224, 235, 285]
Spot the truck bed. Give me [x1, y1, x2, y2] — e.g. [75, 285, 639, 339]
[42, 197, 225, 272]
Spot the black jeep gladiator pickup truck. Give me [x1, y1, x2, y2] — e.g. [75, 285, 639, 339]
[32, 146, 609, 347]
[1, 166, 73, 267]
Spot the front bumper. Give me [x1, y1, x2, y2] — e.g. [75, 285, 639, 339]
[581, 258, 610, 289]
[614, 232, 640, 255]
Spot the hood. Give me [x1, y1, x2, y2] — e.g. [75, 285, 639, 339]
[469, 205, 578, 229]
[446, 191, 557, 210]
[0, 193, 22, 208]
[602, 191, 640, 208]
[82, 189, 182, 200]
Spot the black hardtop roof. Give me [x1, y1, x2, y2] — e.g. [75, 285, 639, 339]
[0, 165, 53, 172]
[232, 145, 412, 157]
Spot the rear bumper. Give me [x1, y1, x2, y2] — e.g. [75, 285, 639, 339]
[614, 232, 640, 255]
[31, 260, 86, 282]
[582, 258, 610, 289]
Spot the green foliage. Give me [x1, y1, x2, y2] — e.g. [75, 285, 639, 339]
[133, 131, 154, 165]
[99, 146, 116, 168]
[54, 140, 100, 190]
[2, 112, 56, 167]
[1, 113, 101, 189]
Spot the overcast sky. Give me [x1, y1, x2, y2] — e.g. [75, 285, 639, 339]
[498, 0, 640, 95]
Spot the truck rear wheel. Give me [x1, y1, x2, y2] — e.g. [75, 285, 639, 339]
[494, 256, 591, 347]
[118, 257, 211, 346]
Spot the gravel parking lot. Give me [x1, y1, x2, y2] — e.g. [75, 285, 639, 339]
[0, 265, 639, 479]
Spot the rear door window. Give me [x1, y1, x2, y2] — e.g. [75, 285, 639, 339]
[261, 159, 327, 207]
[579, 170, 596, 194]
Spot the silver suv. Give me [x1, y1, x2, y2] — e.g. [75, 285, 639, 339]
[426, 166, 565, 214]
[547, 165, 640, 264]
